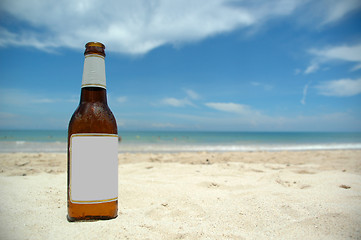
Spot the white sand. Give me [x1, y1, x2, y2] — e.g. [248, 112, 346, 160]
[0, 150, 360, 239]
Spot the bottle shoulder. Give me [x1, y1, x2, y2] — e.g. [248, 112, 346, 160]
[69, 102, 117, 135]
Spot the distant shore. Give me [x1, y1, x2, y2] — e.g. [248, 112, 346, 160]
[0, 150, 360, 239]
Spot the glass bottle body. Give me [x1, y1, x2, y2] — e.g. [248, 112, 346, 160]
[67, 87, 118, 221]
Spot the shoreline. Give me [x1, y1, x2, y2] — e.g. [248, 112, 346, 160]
[1, 141, 361, 153]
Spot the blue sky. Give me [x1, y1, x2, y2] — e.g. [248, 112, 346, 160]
[0, 0, 361, 131]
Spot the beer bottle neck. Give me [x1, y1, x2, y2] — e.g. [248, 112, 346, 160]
[82, 54, 106, 89]
[80, 52, 108, 104]
[80, 87, 107, 103]
[80, 42, 108, 104]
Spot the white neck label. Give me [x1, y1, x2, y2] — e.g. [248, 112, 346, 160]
[82, 54, 106, 89]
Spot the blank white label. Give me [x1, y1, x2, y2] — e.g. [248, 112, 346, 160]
[70, 134, 118, 204]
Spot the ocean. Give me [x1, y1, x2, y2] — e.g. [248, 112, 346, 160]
[0, 130, 361, 153]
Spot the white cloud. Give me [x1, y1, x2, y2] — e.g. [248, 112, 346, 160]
[300, 82, 310, 105]
[160, 89, 199, 107]
[318, 0, 361, 25]
[2, 0, 358, 54]
[351, 63, 361, 72]
[310, 44, 361, 62]
[304, 63, 319, 74]
[204, 101, 361, 131]
[308, 43, 361, 72]
[184, 89, 200, 100]
[250, 81, 273, 90]
[0, 0, 256, 54]
[316, 78, 361, 97]
[205, 102, 259, 116]
[161, 97, 193, 107]
[293, 0, 361, 27]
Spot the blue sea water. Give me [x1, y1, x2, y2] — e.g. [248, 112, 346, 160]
[0, 130, 361, 153]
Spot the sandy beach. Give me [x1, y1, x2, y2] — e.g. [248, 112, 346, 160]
[0, 150, 360, 239]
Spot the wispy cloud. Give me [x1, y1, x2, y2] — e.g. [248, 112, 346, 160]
[161, 98, 193, 107]
[307, 42, 361, 72]
[304, 63, 319, 74]
[300, 82, 310, 105]
[317, 0, 361, 25]
[1, 0, 359, 54]
[250, 81, 273, 90]
[205, 102, 260, 116]
[160, 89, 199, 107]
[184, 89, 200, 100]
[310, 43, 361, 63]
[204, 101, 361, 131]
[351, 63, 361, 72]
[316, 78, 361, 97]
[292, 0, 361, 28]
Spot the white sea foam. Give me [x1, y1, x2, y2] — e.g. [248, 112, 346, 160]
[117, 143, 361, 153]
[0, 141, 67, 153]
[1, 141, 361, 153]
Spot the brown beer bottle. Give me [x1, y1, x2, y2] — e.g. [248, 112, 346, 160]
[67, 42, 118, 221]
